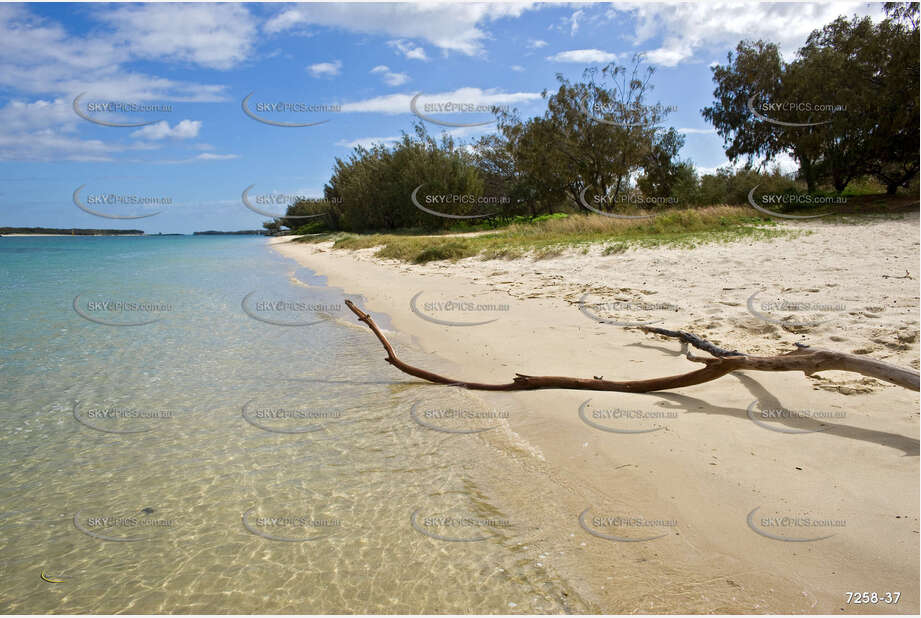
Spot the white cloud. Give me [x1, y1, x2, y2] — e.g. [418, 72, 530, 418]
[567, 9, 584, 36]
[0, 97, 119, 161]
[195, 153, 239, 160]
[546, 49, 620, 63]
[336, 135, 401, 149]
[371, 65, 410, 86]
[151, 152, 241, 165]
[130, 120, 202, 140]
[98, 3, 257, 70]
[608, 2, 885, 67]
[0, 4, 229, 101]
[388, 39, 428, 61]
[264, 3, 536, 56]
[0, 97, 77, 132]
[0, 130, 123, 162]
[340, 87, 542, 114]
[527, 39, 548, 49]
[307, 60, 342, 78]
[510, 65, 526, 72]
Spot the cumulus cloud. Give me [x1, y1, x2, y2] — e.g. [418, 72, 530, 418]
[307, 60, 342, 77]
[195, 153, 239, 160]
[0, 97, 120, 161]
[388, 39, 428, 61]
[264, 3, 536, 56]
[340, 87, 542, 114]
[130, 120, 202, 140]
[0, 4, 229, 101]
[608, 2, 884, 67]
[98, 3, 257, 70]
[370, 65, 410, 86]
[546, 49, 620, 63]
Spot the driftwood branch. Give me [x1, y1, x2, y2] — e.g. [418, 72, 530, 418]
[344, 300, 919, 393]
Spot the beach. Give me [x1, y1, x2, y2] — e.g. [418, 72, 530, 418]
[271, 213, 920, 613]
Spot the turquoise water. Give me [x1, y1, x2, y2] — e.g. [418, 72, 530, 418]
[0, 236, 586, 613]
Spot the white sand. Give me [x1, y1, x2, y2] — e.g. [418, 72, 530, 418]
[270, 214, 919, 613]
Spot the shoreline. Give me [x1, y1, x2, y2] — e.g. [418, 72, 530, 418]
[269, 215, 919, 613]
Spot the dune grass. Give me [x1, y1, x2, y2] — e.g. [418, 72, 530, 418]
[296, 206, 803, 264]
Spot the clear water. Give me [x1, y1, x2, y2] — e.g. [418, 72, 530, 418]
[0, 236, 587, 613]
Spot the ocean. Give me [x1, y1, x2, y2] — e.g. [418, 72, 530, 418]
[0, 236, 588, 613]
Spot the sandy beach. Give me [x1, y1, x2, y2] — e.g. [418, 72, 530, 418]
[271, 214, 919, 614]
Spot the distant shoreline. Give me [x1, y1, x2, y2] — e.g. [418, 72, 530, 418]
[1, 230, 267, 237]
[0, 227, 144, 236]
[1, 233, 145, 237]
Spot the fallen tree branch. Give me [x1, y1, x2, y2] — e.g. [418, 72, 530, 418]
[344, 300, 919, 393]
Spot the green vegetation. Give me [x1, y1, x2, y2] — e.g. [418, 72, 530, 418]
[298, 206, 801, 264]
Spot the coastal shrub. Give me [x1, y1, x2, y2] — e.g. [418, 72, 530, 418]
[316, 124, 487, 233]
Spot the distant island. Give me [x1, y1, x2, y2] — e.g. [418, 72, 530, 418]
[0, 227, 143, 236]
[193, 230, 267, 235]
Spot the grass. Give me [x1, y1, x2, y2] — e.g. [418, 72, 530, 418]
[297, 205, 808, 264]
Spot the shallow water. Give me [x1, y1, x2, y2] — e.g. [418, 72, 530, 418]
[0, 236, 588, 613]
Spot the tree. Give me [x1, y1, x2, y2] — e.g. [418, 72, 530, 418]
[702, 41, 826, 192]
[321, 123, 484, 231]
[637, 128, 688, 199]
[864, 4, 919, 193]
[703, 8, 919, 195]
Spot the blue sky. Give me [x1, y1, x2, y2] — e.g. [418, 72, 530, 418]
[0, 1, 884, 233]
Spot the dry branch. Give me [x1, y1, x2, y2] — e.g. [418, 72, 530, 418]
[344, 300, 919, 393]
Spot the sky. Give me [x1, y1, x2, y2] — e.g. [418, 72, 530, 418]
[0, 1, 886, 233]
